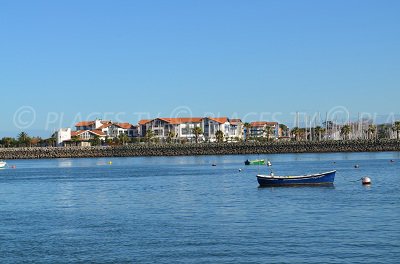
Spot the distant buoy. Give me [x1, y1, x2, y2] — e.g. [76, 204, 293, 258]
[108, 161, 112, 165]
[238, 168, 242, 172]
[354, 164, 359, 168]
[361, 177, 371, 185]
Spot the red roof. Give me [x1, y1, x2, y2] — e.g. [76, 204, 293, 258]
[90, 130, 106, 136]
[230, 118, 242, 125]
[114, 123, 134, 129]
[71, 130, 84, 137]
[250, 121, 278, 127]
[75, 121, 95, 127]
[138, 119, 151, 125]
[207, 117, 228, 124]
[98, 123, 112, 129]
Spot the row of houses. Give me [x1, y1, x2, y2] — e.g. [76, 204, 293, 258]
[55, 117, 283, 146]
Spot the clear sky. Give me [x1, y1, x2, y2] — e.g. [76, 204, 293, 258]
[1, 0, 399, 137]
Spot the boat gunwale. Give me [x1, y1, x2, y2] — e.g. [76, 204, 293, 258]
[256, 170, 336, 180]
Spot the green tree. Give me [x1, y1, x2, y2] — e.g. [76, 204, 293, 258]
[243, 123, 252, 141]
[367, 124, 376, 140]
[314, 126, 325, 141]
[291, 127, 300, 141]
[215, 130, 224, 143]
[18, 132, 31, 147]
[90, 135, 101, 146]
[192, 126, 203, 143]
[145, 129, 154, 143]
[71, 135, 80, 146]
[279, 124, 288, 137]
[119, 133, 129, 145]
[1, 137, 16, 148]
[105, 136, 113, 146]
[166, 130, 175, 143]
[340, 125, 351, 140]
[393, 121, 400, 140]
[264, 126, 274, 141]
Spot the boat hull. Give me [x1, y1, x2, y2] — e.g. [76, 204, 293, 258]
[0, 162, 6, 168]
[245, 159, 265, 165]
[257, 170, 336, 186]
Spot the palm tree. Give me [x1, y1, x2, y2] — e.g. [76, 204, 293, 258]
[192, 127, 203, 143]
[291, 127, 300, 141]
[119, 133, 129, 145]
[367, 124, 377, 140]
[340, 125, 351, 140]
[279, 124, 288, 137]
[393, 121, 400, 140]
[264, 126, 274, 141]
[166, 130, 175, 143]
[18, 132, 31, 147]
[1, 137, 15, 148]
[145, 129, 154, 143]
[215, 130, 224, 143]
[106, 137, 113, 146]
[314, 126, 325, 141]
[243, 123, 252, 141]
[90, 135, 101, 146]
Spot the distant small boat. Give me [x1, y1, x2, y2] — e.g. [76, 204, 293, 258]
[0, 161, 7, 168]
[257, 170, 336, 186]
[245, 159, 265, 165]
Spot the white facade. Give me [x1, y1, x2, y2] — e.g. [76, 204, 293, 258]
[140, 117, 243, 142]
[56, 128, 71, 146]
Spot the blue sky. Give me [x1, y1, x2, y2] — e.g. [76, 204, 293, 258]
[1, 0, 399, 137]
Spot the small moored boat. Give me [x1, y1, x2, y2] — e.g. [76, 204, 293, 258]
[257, 170, 336, 186]
[0, 161, 7, 168]
[245, 159, 265, 165]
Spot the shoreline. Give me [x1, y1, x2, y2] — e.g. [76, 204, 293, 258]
[1, 140, 400, 160]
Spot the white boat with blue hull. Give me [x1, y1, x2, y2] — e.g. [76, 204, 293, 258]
[257, 170, 336, 186]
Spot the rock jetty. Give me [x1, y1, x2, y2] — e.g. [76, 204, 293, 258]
[1, 140, 400, 160]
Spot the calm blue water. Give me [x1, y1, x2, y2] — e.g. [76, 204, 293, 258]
[1, 152, 400, 263]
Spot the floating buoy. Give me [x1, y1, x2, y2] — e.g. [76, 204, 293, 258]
[361, 177, 371, 185]
[238, 168, 242, 172]
[108, 161, 112, 165]
[354, 164, 359, 168]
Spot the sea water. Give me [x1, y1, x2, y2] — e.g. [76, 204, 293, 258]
[0, 152, 399, 263]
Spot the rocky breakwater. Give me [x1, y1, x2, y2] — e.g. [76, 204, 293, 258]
[1, 140, 400, 160]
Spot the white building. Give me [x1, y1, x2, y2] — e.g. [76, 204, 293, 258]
[56, 128, 71, 146]
[55, 119, 137, 146]
[249, 121, 279, 139]
[138, 117, 243, 142]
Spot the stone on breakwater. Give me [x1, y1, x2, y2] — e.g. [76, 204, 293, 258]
[1, 140, 400, 160]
